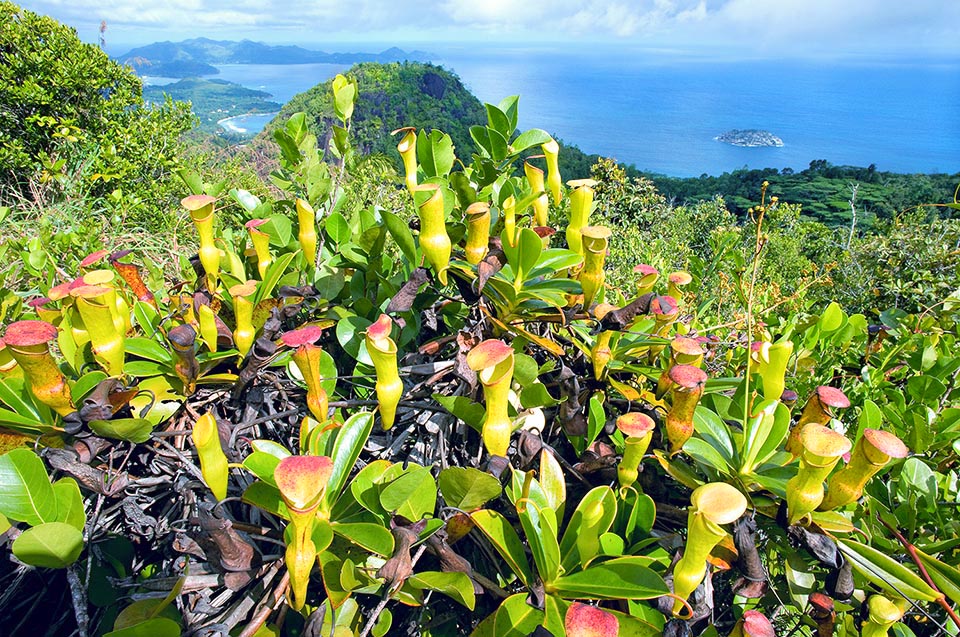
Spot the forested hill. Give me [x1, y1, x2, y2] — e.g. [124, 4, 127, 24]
[644, 162, 960, 225]
[264, 61, 603, 179]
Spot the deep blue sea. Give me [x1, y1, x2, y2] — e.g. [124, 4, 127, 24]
[158, 45, 959, 177]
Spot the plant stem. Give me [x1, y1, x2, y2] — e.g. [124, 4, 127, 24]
[66, 565, 88, 637]
[358, 545, 427, 637]
[878, 516, 960, 631]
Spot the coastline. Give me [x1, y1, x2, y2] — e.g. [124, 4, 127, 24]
[217, 111, 280, 134]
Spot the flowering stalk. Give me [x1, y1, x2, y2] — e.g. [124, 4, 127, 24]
[246, 219, 272, 279]
[523, 158, 549, 226]
[396, 127, 418, 194]
[295, 198, 318, 266]
[466, 340, 515, 458]
[786, 386, 851, 456]
[365, 315, 403, 430]
[566, 179, 596, 255]
[786, 424, 851, 525]
[665, 364, 707, 454]
[616, 412, 655, 491]
[282, 326, 328, 424]
[192, 412, 228, 500]
[274, 455, 334, 611]
[414, 184, 451, 285]
[579, 225, 611, 309]
[168, 324, 200, 395]
[182, 195, 220, 291]
[861, 596, 909, 637]
[464, 202, 491, 265]
[230, 281, 257, 360]
[672, 482, 747, 616]
[542, 139, 562, 205]
[71, 285, 125, 376]
[3, 321, 75, 416]
[820, 429, 908, 510]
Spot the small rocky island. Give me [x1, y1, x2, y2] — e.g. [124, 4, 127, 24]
[715, 129, 784, 147]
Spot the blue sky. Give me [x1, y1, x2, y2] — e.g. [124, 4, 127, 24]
[19, 0, 960, 59]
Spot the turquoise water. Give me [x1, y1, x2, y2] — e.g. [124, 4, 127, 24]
[207, 47, 960, 177]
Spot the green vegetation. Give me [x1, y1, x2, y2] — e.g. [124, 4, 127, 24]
[143, 78, 281, 134]
[646, 160, 960, 225]
[2, 8, 960, 637]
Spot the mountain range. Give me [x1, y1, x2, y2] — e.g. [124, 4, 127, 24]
[118, 38, 430, 77]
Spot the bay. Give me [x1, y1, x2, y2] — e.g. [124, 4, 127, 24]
[207, 46, 960, 177]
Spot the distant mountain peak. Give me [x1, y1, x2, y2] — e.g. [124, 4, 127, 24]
[117, 39, 429, 78]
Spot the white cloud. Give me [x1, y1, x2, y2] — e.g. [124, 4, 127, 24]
[16, 0, 960, 57]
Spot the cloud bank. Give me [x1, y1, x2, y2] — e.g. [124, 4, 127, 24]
[18, 0, 960, 58]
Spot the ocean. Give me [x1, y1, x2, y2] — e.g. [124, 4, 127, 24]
[187, 46, 959, 177]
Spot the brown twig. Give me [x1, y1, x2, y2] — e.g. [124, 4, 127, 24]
[878, 515, 960, 631]
[238, 571, 290, 637]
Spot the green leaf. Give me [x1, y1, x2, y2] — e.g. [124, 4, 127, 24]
[898, 457, 938, 511]
[837, 538, 942, 602]
[103, 618, 181, 637]
[438, 467, 502, 511]
[471, 510, 532, 586]
[818, 302, 844, 333]
[433, 394, 485, 432]
[12, 522, 84, 568]
[492, 594, 544, 637]
[335, 314, 373, 362]
[52, 478, 85, 531]
[550, 557, 668, 600]
[0, 448, 57, 525]
[470, 126, 508, 161]
[242, 452, 282, 486]
[325, 211, 351, 244]
[539, 451, 566, 517]
[71, 371, 109, 403]
[382, 209, 418, 266]
[511, 129, 553, 154]
[498, 95, 520, 133]
[379, 465, 436, 522]
[519, 383, 561, 409]
[89, 418, 154, 443]
[683, 438, 733, 475]
[253, 252, 296, 306]
[263, 214, 292, 247]
[332, 522, 394, 556]
[331, 74, 356, 122]
[323, 411, 375, 511]
[417, 129, 455, 178]
[409, 571, 476, 610]
[693, 406, 736, 462]
[516, 228, 543, 281]
[485, 104, 512, 137]
[242, 481, 290, 520]
[517, 500, 561, 583]
[124, 337, 172, 363]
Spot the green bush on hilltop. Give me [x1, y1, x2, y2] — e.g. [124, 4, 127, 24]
[0, 1, 193, 211]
